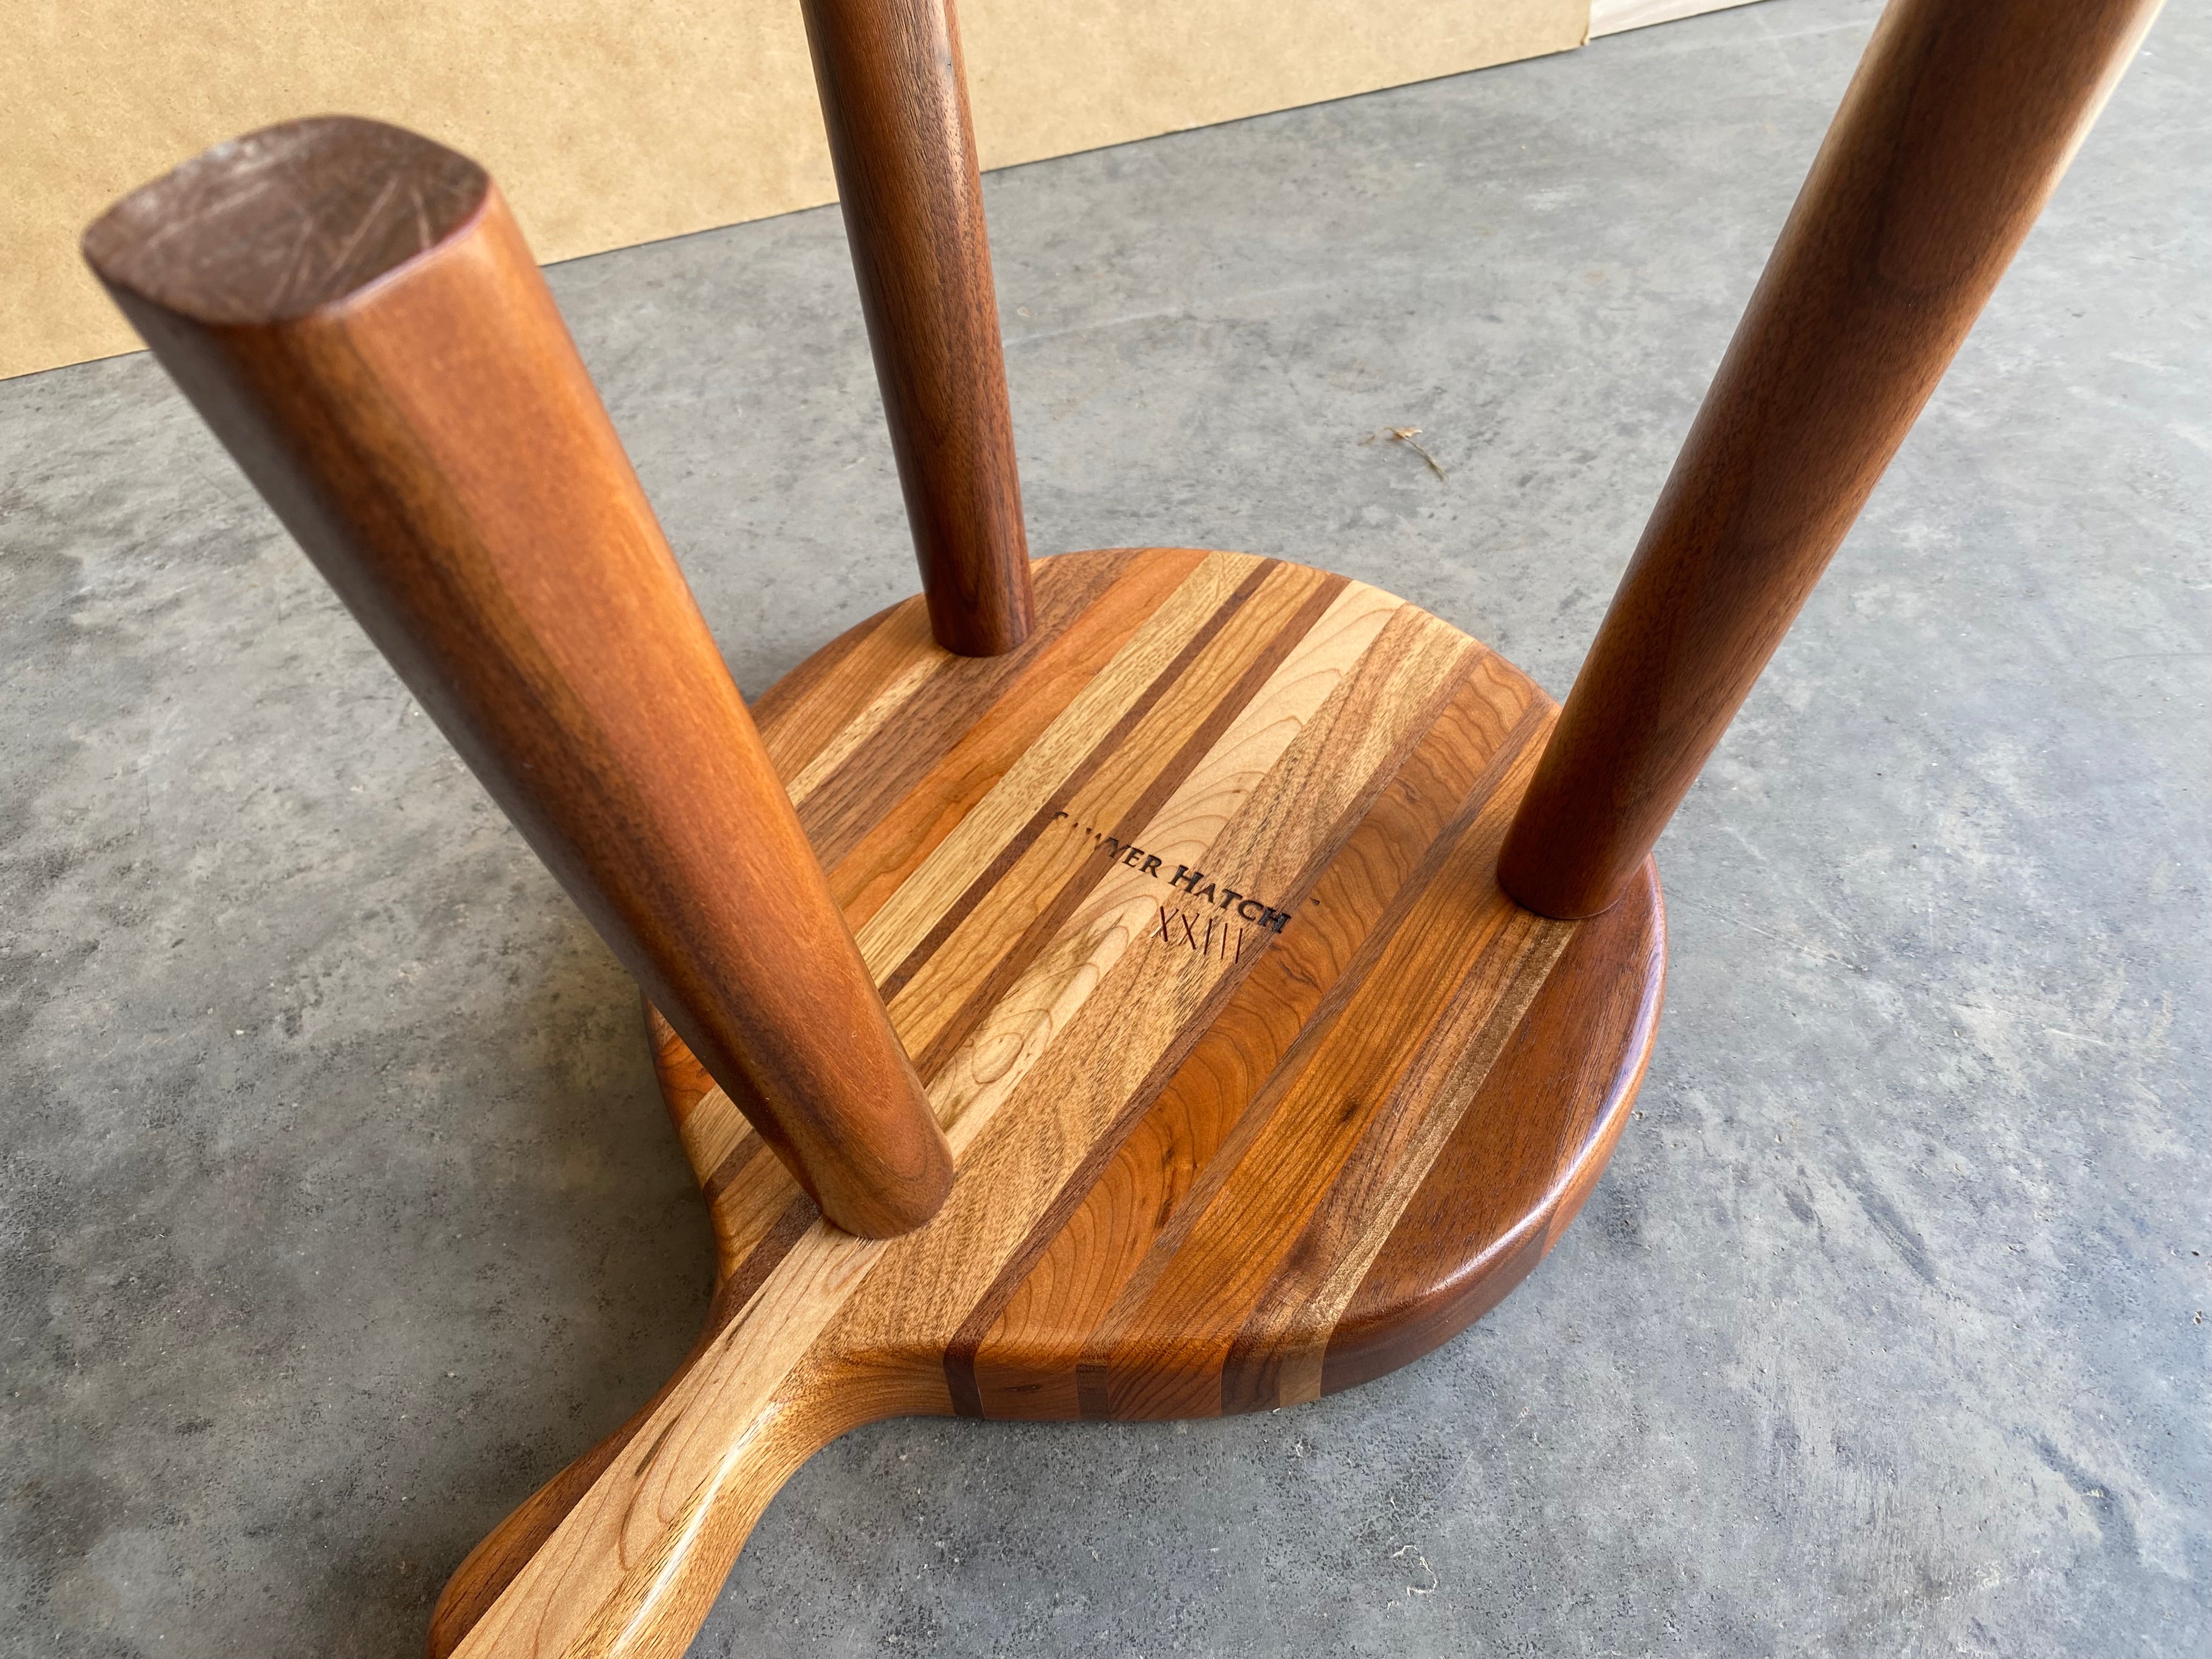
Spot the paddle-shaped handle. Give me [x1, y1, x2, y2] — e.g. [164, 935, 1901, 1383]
[424, 1267, 859, 1659]
[83, 117, 953, 1238]
[1498, 0, 2164, 918]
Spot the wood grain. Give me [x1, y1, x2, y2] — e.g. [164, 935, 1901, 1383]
[802, 0, 1034, 656]
[431, 549, 1664, 1658]
[82, 117, 953, 1240]
[1498, 0, 2165, 918]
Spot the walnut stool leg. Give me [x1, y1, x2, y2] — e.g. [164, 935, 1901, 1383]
[84, 118, 953, 1238]
[803, 0, 1035, 657]
[1499, 0, 2164, 919]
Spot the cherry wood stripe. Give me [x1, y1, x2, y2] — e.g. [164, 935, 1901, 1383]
[874, 558, 1284, 1006]
[646, 1003, 719, 1126]
[1320, 860, 1665, 1395]
[1082, 701, 1555, 1420]
[901, 567, 1348, 1082]
[827, 549, 1209, 929]
[753, 601, 931, 782]
[796, 550, 1136, 864]
[1217, 903, 1573, 1413]
[946, 629, 1489, 1416]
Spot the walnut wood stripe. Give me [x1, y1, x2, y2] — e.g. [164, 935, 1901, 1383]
[795, 549, 1134, 862]
[944, 612, 1479, 1412]
[698, 1139, 805, 1283]
[870, 555, 1278, 1011]
[782, 650, 944, 809]
[899, 566, 1347, 1083]
[909, 572, 1387, 1155]
[1321, 860, 1665, 1396]
[753, 600, 928, 782]
[758, 537, 1118, 793]
[850, 551, 1256, 981]
[877, 558, 1316, 1037]
[828, 550, 1207, 929]
[1080, 703, 1555, 1421]
[1219, 905, 1573, 1413]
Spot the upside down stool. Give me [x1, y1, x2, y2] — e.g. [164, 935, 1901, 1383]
[79, 1, 2161, 1652]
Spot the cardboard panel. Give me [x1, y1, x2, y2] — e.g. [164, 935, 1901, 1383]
[8, 1, 1587, 381]
[1590, 0, 1758, 37]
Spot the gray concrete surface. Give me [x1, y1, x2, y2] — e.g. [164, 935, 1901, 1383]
[4, 1, 2205, 1653]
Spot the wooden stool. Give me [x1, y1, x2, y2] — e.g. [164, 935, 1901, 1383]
[81, 1, 2157, 1653]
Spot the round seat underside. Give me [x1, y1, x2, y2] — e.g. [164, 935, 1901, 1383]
[652, 547, 1664, 1420]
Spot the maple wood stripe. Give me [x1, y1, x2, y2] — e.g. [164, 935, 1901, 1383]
[745, 600, 894, 740]
[715, 1194, 823, 1322]
[905, 568, 1348, 1084]
[1319, 862, 1665, 1397]
[941, 645, 1485, 1416]
[824, 550, 1208, 932]
[876, 559, 1282, 1006]
[797, 551, 1137, 866]
[753, 600, 934, 782]
[1217, 907, 1574, 1413]
[940, 948, 1263, 1419]
[969, 662, 1527, 1421]
[1078, 698, 1554, 1419]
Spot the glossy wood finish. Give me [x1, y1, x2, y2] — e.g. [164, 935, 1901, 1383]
[428, 549, 1664, 1658]
[803, 0, 1034, 657]
[1498, 0, 2165, 919]
[83, 117, 953, 1239]
[86, 7, 2166, 1649]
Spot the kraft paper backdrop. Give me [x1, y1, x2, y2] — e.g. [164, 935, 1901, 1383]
[10, 0, 1631, 381]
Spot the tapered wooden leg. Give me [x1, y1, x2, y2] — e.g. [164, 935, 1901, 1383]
[1498, 0, 2164, 919]
[803, 0, 1035, 657]
[83, 117, 953, 1238]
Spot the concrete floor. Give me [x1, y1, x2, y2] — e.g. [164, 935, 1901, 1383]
[3, 1, 2205, 1654]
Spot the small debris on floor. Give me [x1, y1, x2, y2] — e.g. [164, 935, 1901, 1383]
[1360, 425, 1447, 479]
